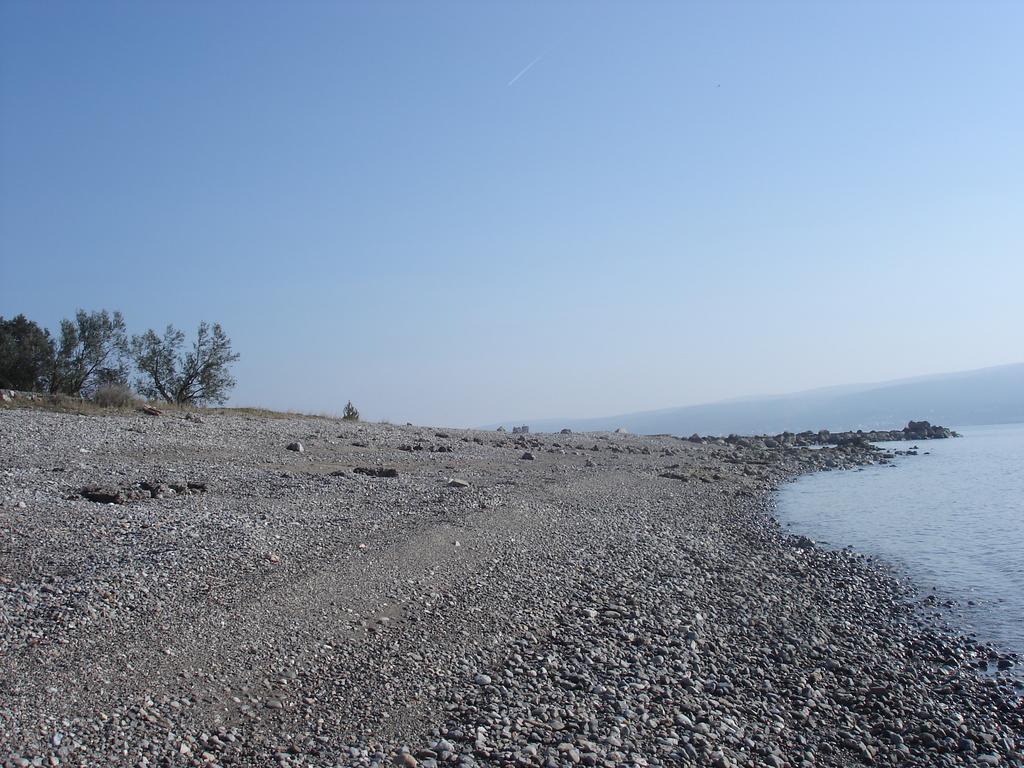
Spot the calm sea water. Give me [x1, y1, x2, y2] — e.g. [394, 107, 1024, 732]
[776, 422, 1024, 658]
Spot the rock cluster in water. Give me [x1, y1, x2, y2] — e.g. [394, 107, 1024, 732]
[686, 420, 958, 449]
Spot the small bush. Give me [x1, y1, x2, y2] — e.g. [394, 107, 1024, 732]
[93, 383, 138, 408]
[342, 400, 360, 421]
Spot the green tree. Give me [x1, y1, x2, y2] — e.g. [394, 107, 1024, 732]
[132, 321, 239, 405]
[50, 309, 130, 396]
[342, 400, 360, 421]
[0, 314, 55, 391]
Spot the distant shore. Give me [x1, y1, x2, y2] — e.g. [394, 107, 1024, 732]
[1, 405, 1020, 766]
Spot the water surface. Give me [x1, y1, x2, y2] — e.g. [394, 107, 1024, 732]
[777, 423, 1024, 657]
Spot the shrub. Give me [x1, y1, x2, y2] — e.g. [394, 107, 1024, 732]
[92, 383, 138, 408]
[342, 400, 360, 421]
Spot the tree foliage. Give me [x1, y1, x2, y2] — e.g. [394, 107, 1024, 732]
[0, 315, 55, 391]
[342, 400, 360, 421]
[50, 309, 130, 396]
[132, 321, 240, 405]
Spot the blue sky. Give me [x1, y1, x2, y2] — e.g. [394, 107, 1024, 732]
[2, 1, 1022, 426]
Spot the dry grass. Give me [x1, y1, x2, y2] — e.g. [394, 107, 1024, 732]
[1, 391, 175, 417]
[1, 393, 117, 416]
[212, 406, 350, 422]
[1, 390, 345, 423]
[209, 406, 304, 420]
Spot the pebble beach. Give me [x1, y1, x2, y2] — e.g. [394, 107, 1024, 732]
[1, 405, 1021, 767]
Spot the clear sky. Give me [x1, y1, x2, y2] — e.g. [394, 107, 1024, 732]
[2, 1, 1021, 427]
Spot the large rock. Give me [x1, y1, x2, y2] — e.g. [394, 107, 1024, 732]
[902, 420, 955, 440]
[80, 486, 126, 504]
[353, 467, 399, 478]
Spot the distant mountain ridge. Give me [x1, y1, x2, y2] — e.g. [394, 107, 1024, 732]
[502, 363, 1024, 436]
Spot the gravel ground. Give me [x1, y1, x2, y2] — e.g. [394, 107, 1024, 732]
[1, 406, 1021, 768]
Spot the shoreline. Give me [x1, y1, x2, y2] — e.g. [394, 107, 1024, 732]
[1, 406, 1021, 766]
[773, 438, 1024, 682]
[773, 484, 1024, 682]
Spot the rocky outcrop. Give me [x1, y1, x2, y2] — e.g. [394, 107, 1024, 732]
[688, 421, 959, 447]
[903, 420, 956, 440]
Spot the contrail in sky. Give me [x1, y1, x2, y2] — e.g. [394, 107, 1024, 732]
[507, 54, 544, 86]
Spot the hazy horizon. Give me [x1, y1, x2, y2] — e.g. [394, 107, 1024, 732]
[3, 2, 1022, 426]
[496, 361, 1024, 433]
